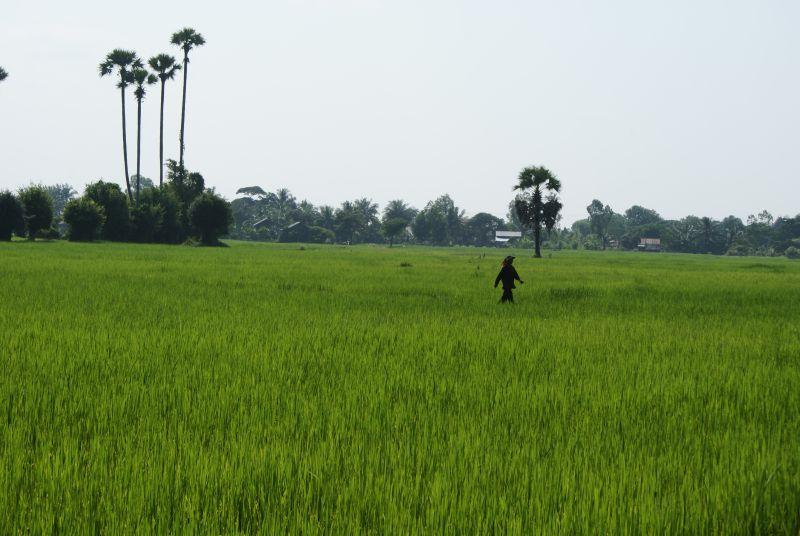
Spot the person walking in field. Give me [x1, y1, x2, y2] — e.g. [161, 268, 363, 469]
[494, 255, 524, 303]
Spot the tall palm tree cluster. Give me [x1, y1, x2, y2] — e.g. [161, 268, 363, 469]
[99, 28, 205, 206]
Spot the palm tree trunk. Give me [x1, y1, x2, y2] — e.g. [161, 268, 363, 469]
[120, 84, 133, 203]
[136, 96, 142, 206]
[178, 50, 189, 168]
[159, 79, 166, 187]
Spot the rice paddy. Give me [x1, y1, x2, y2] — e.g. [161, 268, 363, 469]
[1, 240, 798, 533]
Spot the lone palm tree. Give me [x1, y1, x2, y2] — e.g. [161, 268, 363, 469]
[132, 68, 157, 205]
[0, 67, 8, 82]
[171, 28, 206, 168]
[147, 54, 181, 187]
[513, 166, 563, 258]
[99, 50, 142, 203]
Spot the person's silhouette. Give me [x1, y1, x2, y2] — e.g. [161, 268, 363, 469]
[494, 255, 523, 303]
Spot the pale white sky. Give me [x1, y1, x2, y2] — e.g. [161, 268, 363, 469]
[1, 0, 798, 224]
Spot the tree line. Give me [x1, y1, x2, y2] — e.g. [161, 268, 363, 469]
[0, 163, 231, 245]
[572, 201, 799, 258]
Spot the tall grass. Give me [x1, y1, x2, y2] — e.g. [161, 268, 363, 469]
[1, 241, 798, 533]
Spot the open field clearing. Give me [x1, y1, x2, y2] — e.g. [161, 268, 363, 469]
[1, 241, 799, 533]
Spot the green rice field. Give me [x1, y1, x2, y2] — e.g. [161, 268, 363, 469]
[1, 240, 799, 533]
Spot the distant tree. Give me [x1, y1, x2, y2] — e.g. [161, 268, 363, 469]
[412, 195, 464, 245]
[353, 198, 381, 242]
[382, 200, 417, 245]
[291, 200, 317, 227]
[513, 166, 562, 257]
[466, 212, 504, 247]
[773, 216, 800, 253]
[0, 67, 8, 83]
[139, 186, 182, 243]
[171, 28, 206, 168]
[624, 205, 662, 226]
[165, 159, 204, 233]
[743, 210, 774, 252]
[700, 217, 714, 253]
[315, 205, 332, 228]
[383, 200, 418, 225]
[99, 49, 142, 203]
[43, 184, 78, 223]
[334, 201, 362, 243]
[130, 204, 164, 243]
[18, 185, 54, 239]
[309, 226, 335, 244]
[586, 199, 614, 249]
[63, 198, 106, 241]
[668, 216, 703, 253]
[382, 217, 407, 247]
[131, 68, 157, 205]
[720, 215, 745, 252]
[148, 54, 181, 187]
[130, 175, 155, 191]
[85, 181, 130, 241]
[0, 191, 25, 240]
[236, 186, 268, 198]
[188, 191, 232, 245]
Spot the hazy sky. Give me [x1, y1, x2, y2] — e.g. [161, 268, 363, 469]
[1, 0, 798, 224]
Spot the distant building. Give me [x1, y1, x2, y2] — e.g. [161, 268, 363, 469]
[495, 230, 522, 245]
[637, 238, 661, 252]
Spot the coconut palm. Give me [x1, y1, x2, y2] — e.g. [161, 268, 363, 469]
[513, 166, 563, 258]
[171, 28, 206, 168]
[99, 50, 142, 203]
[0, 67, 8, 82]
[132, 68, 157, 205]
[147, 55, 181, 188]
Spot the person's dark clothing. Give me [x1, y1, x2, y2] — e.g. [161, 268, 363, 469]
[495, 264, 522, 303]
[501, 287, 514, 303]
[495, 265, 521, 290]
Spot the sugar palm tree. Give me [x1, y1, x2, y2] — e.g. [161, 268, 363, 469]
[0, 67, 8, 82]
[132, 68, 157, 205]
[147, 54, 181, 187]
[513, 166, 563, 258]
[171, 28, 206, 168]
[99, 50, 142, 203]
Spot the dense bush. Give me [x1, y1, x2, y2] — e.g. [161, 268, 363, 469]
[726, 244, 750, 257]
[786, 246, 799, 260]
[188, 192, 232, 245]
[63, 198, 106, 241]
[130, 204, 165, 243]
[18, 186, 54, 240]
[140, 187, 183, 244]
[0, 191, 26, 241]
[309, 226, 335, 244]
[85, 181, 130, 241]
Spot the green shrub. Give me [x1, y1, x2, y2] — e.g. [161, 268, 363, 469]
[130, 204, 165, 243]
[63, 198, 106, 241]
[726, 244, 750, 257]
[188, 192, 232, 245]
[38, 227, 61, 240]
[309, 226, 335, 244]
[18, 185, 54, 240]
[85, 181, 130, 241]
[786, 246, 799, 260]
[0, 190, 25, 241]
[137, 187, 183, 244]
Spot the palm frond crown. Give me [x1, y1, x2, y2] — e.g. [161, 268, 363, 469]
[148, 54, 181, 81]
[99, 49, 141, 82]
[0, 67, 9, 82]
[171, 28, 206, 56]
